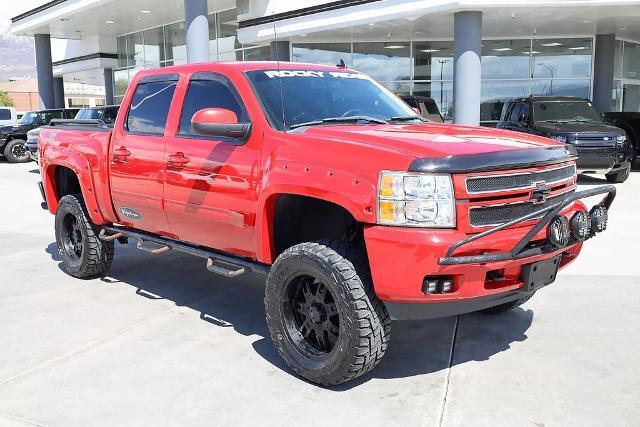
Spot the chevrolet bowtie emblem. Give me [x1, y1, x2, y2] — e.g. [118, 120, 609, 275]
[530, 182, 552, 204]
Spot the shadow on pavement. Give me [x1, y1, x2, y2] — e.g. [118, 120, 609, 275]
[45, 240, 533, 389]
[577, 174, 609, 185]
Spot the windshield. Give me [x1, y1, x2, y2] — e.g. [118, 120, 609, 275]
[19, 112, 37, 125]
[246, 69, 417, 130]
[533, 101, 602, 123]
[75, 109, 100, 120]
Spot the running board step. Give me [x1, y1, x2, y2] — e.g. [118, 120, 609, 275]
[100, 225, 270, 277]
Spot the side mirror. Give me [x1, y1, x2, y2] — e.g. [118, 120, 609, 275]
[191, 108, 251, 139]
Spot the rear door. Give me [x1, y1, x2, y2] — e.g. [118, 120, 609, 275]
[109, 74, 178, 235]
[163, 72, 262, 258]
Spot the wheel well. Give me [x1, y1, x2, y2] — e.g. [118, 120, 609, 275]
[54, 166, 82, 201]
[272, 194, 362, 257]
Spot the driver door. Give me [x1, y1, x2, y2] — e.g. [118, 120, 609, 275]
[163, 72, 261, 258]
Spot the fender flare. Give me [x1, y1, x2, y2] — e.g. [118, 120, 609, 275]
[255, 166, 378, 264]
[43, 153, 107, 224]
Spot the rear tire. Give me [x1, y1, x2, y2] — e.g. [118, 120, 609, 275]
[605, 165, 631, 183]
[55, 194, 114, 279]
[265, 240, 391, 386]
[479, 292, 535, 315]
[3, 139, 30, 163]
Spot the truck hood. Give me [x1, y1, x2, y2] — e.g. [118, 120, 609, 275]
[533, 121, 626, 136]
[297, 122, 563, 159]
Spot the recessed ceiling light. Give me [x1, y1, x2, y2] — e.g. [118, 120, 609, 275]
[420, 49, 440, 53]
[140, 10, 151, 14]
[521, 50, 541, 54]
[493, 47, 513, 52]
[541, 42, 563, 47]
[617, 27, 627, 31]
[568, 46, 587, 50]
[105, 20, 115, 24]
[384, 45, 406, 49]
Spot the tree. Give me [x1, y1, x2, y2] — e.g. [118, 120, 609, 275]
[0, 91, 15, 107]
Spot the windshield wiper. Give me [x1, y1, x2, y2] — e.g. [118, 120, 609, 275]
[568, 119, 599, 123]
[387, 115, 428, 122]
[289, 115, 388, 130]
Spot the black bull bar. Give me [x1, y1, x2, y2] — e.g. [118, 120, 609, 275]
[438, 185, 617, 265]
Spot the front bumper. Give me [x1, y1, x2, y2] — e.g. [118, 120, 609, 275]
[574, 142, 633, 173]
[365, 185, 616, 320]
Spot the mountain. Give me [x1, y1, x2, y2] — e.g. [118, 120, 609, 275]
[0, 22, 36, 81]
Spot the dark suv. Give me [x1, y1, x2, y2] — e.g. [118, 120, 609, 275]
[0, 108, 78, 163]
[497, 97, 632, 183]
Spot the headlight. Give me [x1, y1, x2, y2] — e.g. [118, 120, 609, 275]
[550, 135, 568, 143]
[378, 171, 455, 227]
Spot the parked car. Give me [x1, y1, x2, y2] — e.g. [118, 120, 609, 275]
[26, 127, 41, 162]
[601, 112, 640, 166]
[480, 99, 505, 127]
[399, 95, 443, 122]
[0, 106, 17, 126]
[75, 105, 120, 127]
[497, 97, 633, 183]
[0, 108, 79, 163]
[38, 62, 615, 386]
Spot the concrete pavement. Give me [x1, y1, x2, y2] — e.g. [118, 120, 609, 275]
[0, 160, 638, 426]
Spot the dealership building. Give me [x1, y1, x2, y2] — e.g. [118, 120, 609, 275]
[9, 0, 640, 124]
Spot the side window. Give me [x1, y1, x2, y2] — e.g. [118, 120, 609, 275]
[0, 109, 10, 120]
[508, 103, 522, 122]
[126, 80, 177, 135]
[104, 108, 118, 125]
[519, 103, 530, 122]
[178, 76, 248, 138]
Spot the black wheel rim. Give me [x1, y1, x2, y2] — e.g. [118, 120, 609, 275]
[61, 212, 84, 261]
[11, 143, 28, 160]
[283, 274, 340, 356]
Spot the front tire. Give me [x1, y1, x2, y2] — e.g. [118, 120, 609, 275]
[265, 240, 391, 386]
[605, 165, 631, 183]
[3, 139, 30, 163]
[55, 194, 114, 279]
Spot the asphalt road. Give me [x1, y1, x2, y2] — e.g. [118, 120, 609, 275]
[0, 160, 638, 426]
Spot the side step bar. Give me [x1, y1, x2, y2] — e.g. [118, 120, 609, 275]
[99, 226, 270, 278]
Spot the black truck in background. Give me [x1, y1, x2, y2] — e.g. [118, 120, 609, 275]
[497, 97, 633, 183]
[0, 108, 78, 163]
[601, 112, 640, 166]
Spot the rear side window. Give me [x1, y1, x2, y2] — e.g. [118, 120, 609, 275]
[126, 81, 177, 135]
[0, 109, 11, 120]
[178, 76, 248, 137]
[104, 107, 119, 125]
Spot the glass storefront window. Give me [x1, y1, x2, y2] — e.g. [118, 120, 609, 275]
[381, 82, 411, 95]
[481, 80, 529, 122]
[113, 69, 129, 98]
[143, 27, 164, 65]
[117, 36, 127, 67]
[413, 82, 454, 121]
[292, 43, 350, 66]
[412, 41, 453, 80]
[353, 42, 411, 81]
[623, 42, 640, 80]
[124, 32, 144, 67]
[531, 79, 591, 98]
[243, 45, 271, 61]
[164, 21, 186, 65]
[482, 39, 531, 79]
[217, 8, 241, 54]
[532, 38, 592, 79]
[614, 40, 623, 80]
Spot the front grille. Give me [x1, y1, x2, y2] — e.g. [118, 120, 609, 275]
[469, 191, 574, 227]
[466, 164, 576, 193]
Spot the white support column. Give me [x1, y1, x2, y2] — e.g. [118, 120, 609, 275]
[184, 0, 210, 63]
[453, 11, 482, 126]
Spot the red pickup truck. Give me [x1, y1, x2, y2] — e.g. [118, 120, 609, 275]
[37, 62, 615, 386]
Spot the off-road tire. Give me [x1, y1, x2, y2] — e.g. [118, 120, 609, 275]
[55, 194, 114, 279]
[3, 139, 30, 163]
[606, 166, 631, 183]
[265, 240, 391, 386]
[479, 292, 535, 315]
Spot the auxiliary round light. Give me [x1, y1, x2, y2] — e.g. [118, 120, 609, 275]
[589, 205, 608, 233]
[547, 215, 571, 248]
[569, 210, 591, 241]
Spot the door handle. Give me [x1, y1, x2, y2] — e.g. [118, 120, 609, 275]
[168, 152, 190, 167]
[113, 146, 131, 162]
